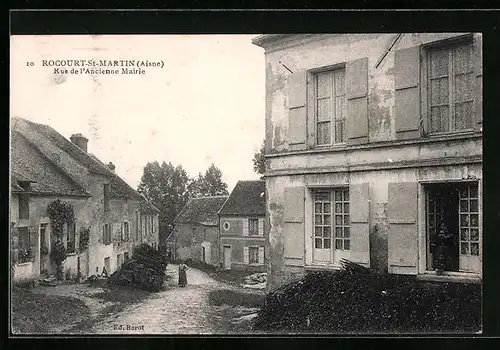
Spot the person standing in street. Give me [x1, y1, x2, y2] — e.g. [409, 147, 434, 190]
[178, 263, 188, 287]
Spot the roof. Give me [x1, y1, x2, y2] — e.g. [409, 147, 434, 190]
[11, 117, 142, 201]
[174, 196, 229, 226]
[218, 180, 266, 216]
[140, 196, 160, 214]
[10, 130, 90, 197]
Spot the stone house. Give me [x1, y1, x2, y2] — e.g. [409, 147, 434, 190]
[10, 117, 160, 282]
[173, 196, 228, 266]
[252, 33, 482, 290]
[218, 180, 266, 272]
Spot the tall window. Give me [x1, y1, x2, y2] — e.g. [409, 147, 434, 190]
[135, 210, 140, 240]
[103, 223, 111, 245]
[122, 222, 130, 241]
[103, 184, 110, 211]
[66, 222, 76, 253]
[315, 68, 346, 145]
[427, 41, 474, 133]
[248, 219, 259, 235]
[314, 189, 350, 250]
[249, 247, 259, 264]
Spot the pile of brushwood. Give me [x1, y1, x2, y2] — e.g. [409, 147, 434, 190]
[109, 244, 168, 292]
[253, 259, 481, 333]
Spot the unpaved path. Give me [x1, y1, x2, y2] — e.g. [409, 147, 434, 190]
[90, 264, 261, 334]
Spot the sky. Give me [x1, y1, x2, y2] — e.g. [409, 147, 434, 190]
[10, 35, 266, 193]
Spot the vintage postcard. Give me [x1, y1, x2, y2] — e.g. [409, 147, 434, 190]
[9, 33, 482, 335]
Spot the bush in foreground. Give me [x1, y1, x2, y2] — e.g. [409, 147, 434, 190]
[253, 260, 481, 334]
[108, 244, 168, 292]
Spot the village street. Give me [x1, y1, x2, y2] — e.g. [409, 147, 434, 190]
[89, 264, 262, 334]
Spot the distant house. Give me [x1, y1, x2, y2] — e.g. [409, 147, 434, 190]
[173, 196, 228, 266]
[139, 198, 161, 250]
[10, 117, 159, 282]
[218, 180, 266, 271]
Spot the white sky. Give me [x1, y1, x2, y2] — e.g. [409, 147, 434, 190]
[10, 35, 265, 192]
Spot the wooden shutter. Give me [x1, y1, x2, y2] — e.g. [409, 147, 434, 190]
[346, 57, 369, 145]
[243, 246, 249, 264]
[258, 246, 265, 265]
[387, 182, 418, 275]
[242, 219, 249, 236]
[474, 34, 483, 131]
[287, 71, 307, 150]
[349, 183, 370, 267]
[258, 218, 264, 236]
[11, 224, 19, 263]
[29, 226, 37, 259]
[283, 187, 305, 261]
[395, 45, 421, 140]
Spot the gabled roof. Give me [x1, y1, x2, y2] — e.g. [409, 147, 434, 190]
[218, 180, 266, 216]
[11, 117, 142, 201]
[175, 196, 228, 226]
[10, 130, 90, 197]
[140, 196, 160, 214]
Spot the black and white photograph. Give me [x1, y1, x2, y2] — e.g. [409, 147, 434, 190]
[9, 30, 482, 335]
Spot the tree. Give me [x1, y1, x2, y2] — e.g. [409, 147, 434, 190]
[253, 140, 266, 177]
[188, 164, 229, 198]
[138, 161, 191, 248]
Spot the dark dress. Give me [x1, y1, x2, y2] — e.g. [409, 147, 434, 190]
[178, 264, 187, 287]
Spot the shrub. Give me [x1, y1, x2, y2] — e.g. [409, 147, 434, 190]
[50, 240, 67, 280]
[108, 244, 168, 292]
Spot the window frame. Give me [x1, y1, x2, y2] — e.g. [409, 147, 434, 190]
[248, 218, 259, 236]
[313, 187, 350, 252]
[309, 63, 347, 147]
[122, 221, 130, 241]
[421, 34, 476, 136]
[248, 246, 260, 264]
[66, 222, 77, 254]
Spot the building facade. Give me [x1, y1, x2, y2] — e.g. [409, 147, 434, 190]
[218, 180, 267, 272]
[252, 33, 482, 290]
[173, 196, 228, 266]
[10, 117, 160, 282]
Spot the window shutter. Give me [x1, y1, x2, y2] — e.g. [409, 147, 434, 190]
[11, 224, 19, 262]
[244, 246, 249, 264]
[474, 34, 482, 131]
[29, 226, 37, 258]
[258, 246, 265, 265]
[258, 218, 264, 236]
[283, 187, 305, 261]
[394, 45, 421, 140]
[387, 182, 418, 274]
[349, 183, 370, 267]
[287, 71, 307, 150]
[242, 219, 249, 236]
[346, 57, 369, 145]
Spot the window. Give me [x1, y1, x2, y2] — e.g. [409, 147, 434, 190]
[315, 68, 346, 145]
[40, 223, 47, 249]
[314, 189, 350, 250]
[223, 221, 230, 231]
[103, 223, 111, 245]
[122, 222, 130, 241]
[17, 227, 32, 263]
[66, 222, 76, 253]
[135, 210, 140, 240]
[249, 247, 259, 264]
[427, 40, 474, 133]
[459, 183, 480, 256]
[124, 252, 129, 261]
[19, 195, 29, 219]
[248, 219, 259, 235]
[103, 184, 110, 211]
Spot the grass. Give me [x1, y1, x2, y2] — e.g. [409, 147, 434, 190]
[11, 286, 91, 334]
[253, 269, 481, 334]
[208, 288, 265, 308]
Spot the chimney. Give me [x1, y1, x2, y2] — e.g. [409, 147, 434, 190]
[70, 133, 88, 153]
[108, 162, 116, 172]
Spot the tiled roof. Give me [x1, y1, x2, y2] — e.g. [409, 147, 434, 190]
[140, 196, 160, 214]
[218, 180, 266, 216]
[10, 131, 90, 197]
[11, 117, 141, 200]
[175, 196, 228, 226]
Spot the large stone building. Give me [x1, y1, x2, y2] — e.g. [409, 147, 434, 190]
[252, 33, 482, 290]
[173, 196, 228, 266]
[218, 180, 266, 272]
[10, 117, 160, 282]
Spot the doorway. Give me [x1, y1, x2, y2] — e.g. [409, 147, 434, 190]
[425, 182, 480, 273]
[223, 245, 231, 270]
[39, 223, 48, 274]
